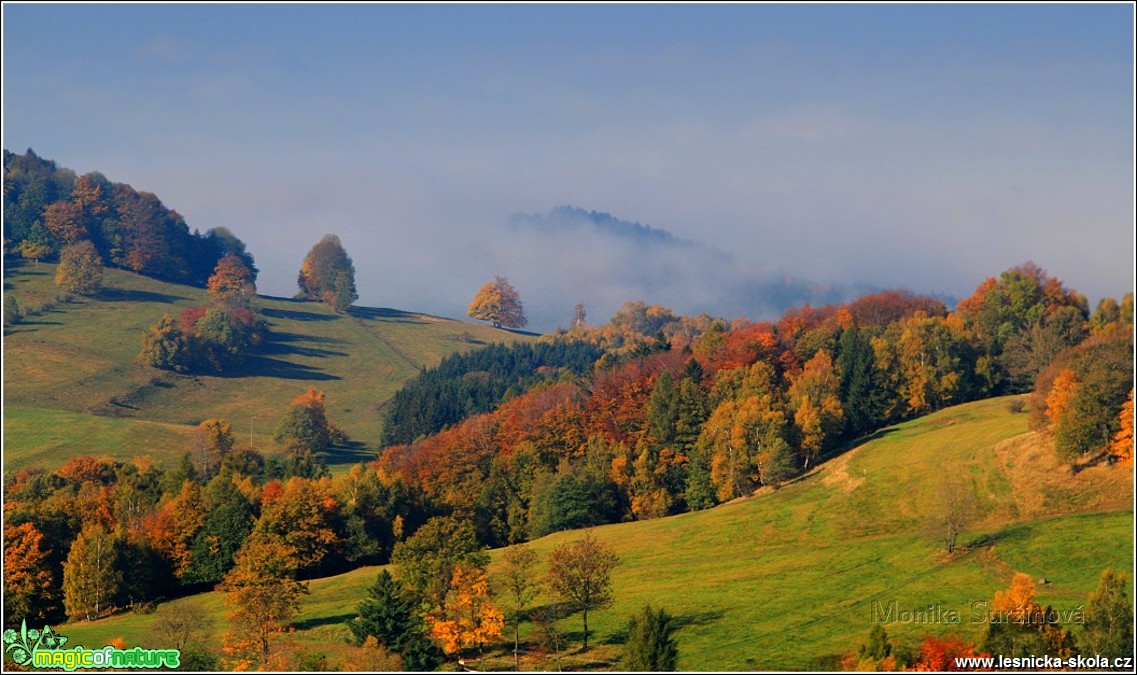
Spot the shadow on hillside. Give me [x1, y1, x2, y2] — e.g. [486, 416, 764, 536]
[230, 354, 341, 381]
[323, 441, 376, 468]
[291, 613, 357, 631]
[347, 306, 429, 324]
[261, 305, 340, 322]
[260, 331, 349, 359]
[99, 287, 187, 303]
[966, 523, 1032, 549]
[816, 427, 900, 465]
[603, 608, 725, 647]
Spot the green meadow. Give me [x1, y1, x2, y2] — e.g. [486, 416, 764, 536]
[3, 261, 531, 474]
[54, 397, 1134, 671]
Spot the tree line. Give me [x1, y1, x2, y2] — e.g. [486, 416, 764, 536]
[377, 264, 1133, 548]
[381, 341, 604, 447]
[4, 149, 256, 286]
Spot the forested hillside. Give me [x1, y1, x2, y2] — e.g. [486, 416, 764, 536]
[4, 149, 253, 285]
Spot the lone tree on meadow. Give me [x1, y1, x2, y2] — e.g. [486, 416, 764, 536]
[545, 531, 620, 650]
[55, 240, 103, 296]
[297, 234, 358, 313]
[935, 476, 978, 554]
[467, 275, 527, 329]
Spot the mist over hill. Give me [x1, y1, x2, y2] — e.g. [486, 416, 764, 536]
[499, 206, 875, 329]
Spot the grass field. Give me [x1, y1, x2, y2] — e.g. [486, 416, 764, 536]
[54, 397, 1134, 671]
[3, 261, 532, 474]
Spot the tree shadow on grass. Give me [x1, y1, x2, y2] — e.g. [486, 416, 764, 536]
[225, 355, 342, 381]
[261, 305, 341, 323]
[966, 523, 1032, 550]
[322, 441, 377, 469]
[603, 608, 725, 647]
[347, 306, 429, 324]
[259, 331, 349, 359]
[290, 613, 357, 631]
[99, 287, 187, 303]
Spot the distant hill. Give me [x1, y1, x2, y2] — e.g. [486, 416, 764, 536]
[509, 205, 715, 251]
[56, 396, 1133, 670]
[500, 205, 870, 327]
[2, 261, 534, 473]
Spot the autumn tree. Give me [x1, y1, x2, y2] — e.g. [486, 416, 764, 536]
[139, 313, 193, 373]
[188, 419, 234, 480]
[788, 349, 844, 469]
[983, 572, 1076, 658]
[910, 634, 984, 671]
[275, 386, 345, 456]
[498, 545, 541, 669]
[1082, 568, 1134, 659]
[62, 523, 121, 621]
[253, 476, 339, 573]
[3, 522, 58, 623]
[55, 240, 103, 296]
[207, 253, 256, 308]
[622, 605, 679, 671]
[545, 531, 620, 650]
[297, 234, 357, 312]
[350, 570, 444, 672]
[428, 565, 505, 660]
[467, 275, 527, 329]
[219, 531, 309, 666]
[1108, 389, 1134, 466]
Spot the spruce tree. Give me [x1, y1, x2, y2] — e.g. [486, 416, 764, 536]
[622, 605, 679, 671]
[350, 570, 443, 671]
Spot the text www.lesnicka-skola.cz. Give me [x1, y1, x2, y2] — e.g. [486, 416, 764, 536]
[954, 655, 1134, 670]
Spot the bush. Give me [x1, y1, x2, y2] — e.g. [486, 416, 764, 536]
[3, 294, 23, 327]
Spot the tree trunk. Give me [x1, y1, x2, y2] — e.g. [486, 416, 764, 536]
[582, 608, 589, 650]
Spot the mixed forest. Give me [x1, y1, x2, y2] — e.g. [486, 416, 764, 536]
[2, 150, 1134, 671]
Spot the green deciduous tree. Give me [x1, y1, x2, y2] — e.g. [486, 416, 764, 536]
[1082, 568, 1134, 659]
[497, 545, 541, 670]
[391, 515, 489, 610]
[62, 523, 121, 621]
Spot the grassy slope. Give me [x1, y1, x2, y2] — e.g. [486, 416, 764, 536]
[56, 397, 1134, 671]
[2, 261, 532, 473]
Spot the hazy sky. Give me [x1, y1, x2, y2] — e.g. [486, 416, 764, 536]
[3, 3, 1133, 330]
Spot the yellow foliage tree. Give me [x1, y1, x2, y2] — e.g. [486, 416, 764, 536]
[219, 532, 309, 668]
[991, 572, 1041, 625]
[1045, 368, 1079, 432]
[1110, 389, 1134, 467]
[467, 276, 527, 329]
[428, 565, 505, 658]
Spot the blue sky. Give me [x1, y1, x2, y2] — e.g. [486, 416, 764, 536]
[3, 3, 1133, 329]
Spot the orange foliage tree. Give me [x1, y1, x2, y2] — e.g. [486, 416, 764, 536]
[1109, 389, 1134, 466]
[3, 522, 58, 622]
[428, 565, 505, 658]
